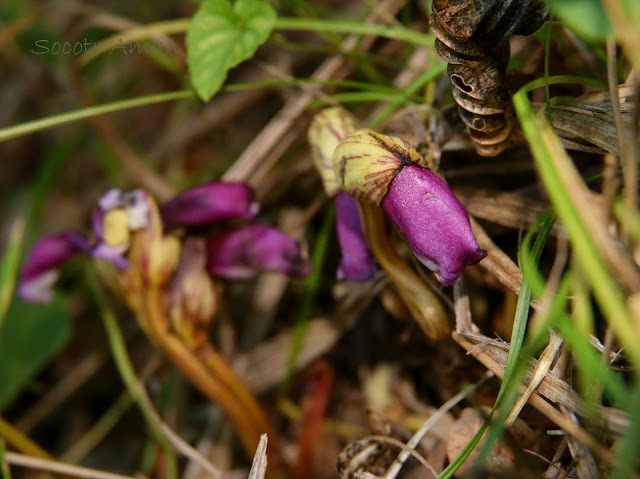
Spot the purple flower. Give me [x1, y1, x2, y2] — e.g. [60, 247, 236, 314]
[206, 224, 312, 279]
[91, 189, 150, 270]
[334, 192, 377, 281]
[381, 164, 487, 285]
[160, 183, 259, 230]
[19, 231, 90, 303]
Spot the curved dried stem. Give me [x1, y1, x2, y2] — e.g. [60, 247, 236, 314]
[357, 200, 449, 340]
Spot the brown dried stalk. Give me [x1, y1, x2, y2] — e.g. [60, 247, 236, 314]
[452, 331, 616, 464]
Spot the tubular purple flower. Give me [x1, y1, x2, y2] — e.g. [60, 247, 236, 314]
[160, 183, 260, 230]
[206, 224, 312, 280]
[19, 231, 90, 303]
[334, 192, 377, 281]
[381, 164, 487, 285]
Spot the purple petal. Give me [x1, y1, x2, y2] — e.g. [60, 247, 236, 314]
[160, 183, 260, 230]
[98, 188, 123, 211]
[90, 242, 130, 270]
[206, 224, 312, 279]
[334, 192, 377, 281]
[19, 231, 90, 303]
[381, 165, 486, 286]
[92, 208, 105, 241]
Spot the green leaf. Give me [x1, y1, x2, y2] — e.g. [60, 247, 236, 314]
[0, 295, 71, 408]
[186, 0, 276, 102]
[547, 0, 612, 42]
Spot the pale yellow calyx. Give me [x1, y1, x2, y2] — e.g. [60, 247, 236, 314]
[147, 235, 181, 287]
[333, 129, 428, 205]
[103, 209, 130, 247]
[308, 107, 358, 196]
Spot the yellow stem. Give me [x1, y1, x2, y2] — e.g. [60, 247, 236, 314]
[358, 201, 449, 340]
[198, 345, 283, 445]
[141, 288, 288, 475]
[0, 417, 55, 460]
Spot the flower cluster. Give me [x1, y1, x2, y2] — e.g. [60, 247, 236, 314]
[309, 107, 486, 286]
[19, 183, 312, 306]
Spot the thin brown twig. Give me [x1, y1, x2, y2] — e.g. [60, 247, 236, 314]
[453, 332, 615, 464]
[606, 38, 637, 244]
[470, 218, 542, 312]
[506, 333, 563, 426]
[383, 371, 494, 479]
[370, 435, 438, 479]
[16, 351, 106, 433]
[248, 434, 269, 479]
[158, 418, 222, 479]
[5, 452, 145, 479]
[68, 65, 175, 200]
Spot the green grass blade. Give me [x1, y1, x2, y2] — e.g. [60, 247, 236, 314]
[476, 213, 555, 461]
[0, 90, 194, 143]
[369, 62, 447, 129]
[513, 89, 640, 365]
[438, 214, 554, 477]
[612, 380, 640, 478]
[0, 218, 26, 331]
[0, 438, 10, 479]
[283, 203, 335, 392]
[274, 17, 433, 45]
[518, 75, 606, 94]
[310, 90, 422, 107]
[86, 269, 177, 479]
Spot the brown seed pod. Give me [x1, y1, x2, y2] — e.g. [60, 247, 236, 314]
[430, 0, 549, 156]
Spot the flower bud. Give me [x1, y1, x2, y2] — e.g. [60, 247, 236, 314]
[333, 129, 486, 285]
[159, 183, 259, 230]
[168, 238, 220, 348]
[146, 236, 182, 287]
[308, 107, 358, 196]
[19, 231, 90, 303]
[381, 164, 486, 285]
[332, 129, 430, 205]
[334, 192, 377, 281]
[126, 196, 181, 287]
[206, 224, 312, 279]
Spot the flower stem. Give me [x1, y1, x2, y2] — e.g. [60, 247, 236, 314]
[0, 91, 194, 143]
[0, 417, 54, 461]
[273, 17, 433, 45]
[142, 288, 288, 476]
[86, 270, 178, 479]
[358, 201, 449, 340]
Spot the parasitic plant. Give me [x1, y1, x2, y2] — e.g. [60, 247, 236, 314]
[309, 107, 487, 339]
[19, 182, 311, 475]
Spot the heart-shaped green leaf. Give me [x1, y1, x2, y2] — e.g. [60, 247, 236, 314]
[187, 0, 276, 102]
